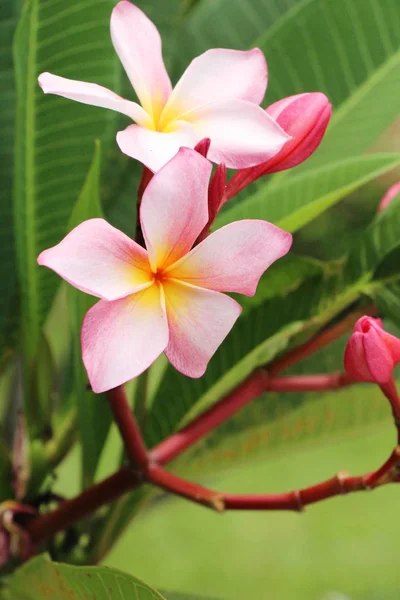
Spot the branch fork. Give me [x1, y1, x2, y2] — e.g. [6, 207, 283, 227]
[23, 306, 400, 558]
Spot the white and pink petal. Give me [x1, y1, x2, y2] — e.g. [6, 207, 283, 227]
[82, 284, 168, 393]
[188, 99, 290, 169]
[160, 48, 267, 125]
[38, 218, 152, 301]
[110, 1, 172, 121]
[38, 73, 151, 125]
[116, 121, 197, 172]
[167, 220, 292, 296]
[163, 280, 241, 378]
[140, 148, 212, 270]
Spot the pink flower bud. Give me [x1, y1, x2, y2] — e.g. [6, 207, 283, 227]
[265, 92, 331, 173]
[344, 317, 400, 384]
[378, 181, 400, 212]
[225, 92, 332, 199]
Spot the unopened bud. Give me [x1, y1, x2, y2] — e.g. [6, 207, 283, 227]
[344, 316, 400, 384]
[226, 93, 331, 199]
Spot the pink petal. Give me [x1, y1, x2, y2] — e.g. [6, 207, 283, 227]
[363, 326, 395, 384]
[344, 332, 374, 383]
[140, 148, 212, 270]
[38, 219, 152, 301]
[160, 48, 267, 124]
[38, 73, 150, 126]
[82, 284, 168, 393]
[110, 1, 172, 121]
[167, 220, 292, 296]
[189, 100, 290, 169]
[116, 121, 197, 172]
[163, 280, 241, 378]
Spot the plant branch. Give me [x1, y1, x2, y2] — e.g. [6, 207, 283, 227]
[27, 468, 139, 544]
[266, 372, 354, 392]
[148, 464, 225, 512]
[106, 386, 149, 470]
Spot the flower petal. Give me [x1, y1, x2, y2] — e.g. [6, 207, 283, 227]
[140, 148, 212, 270]
[38, 73, 150, 126]
[163, 280, 241, 378]
[82, 284, 168, 393]
[167, 220, 292, 296]
[110, 1, 172, 121]
[116, 121, 197, 172]
[344, 332, 374, 383]
[160, 48, 267, 125]
[363, 326, 395, 384]
[189, 100, 290, 169]
[38, 219, 152, 301]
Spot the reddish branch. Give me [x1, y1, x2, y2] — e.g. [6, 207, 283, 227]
[107, 386, 149, 470]
[148, 464, 224, 512]
[25, 306, 392, 550]
[27, 468, 140, 544]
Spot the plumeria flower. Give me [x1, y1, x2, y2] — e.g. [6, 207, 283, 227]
[38, 1, 290, 173]
[38, 150, 292, 393]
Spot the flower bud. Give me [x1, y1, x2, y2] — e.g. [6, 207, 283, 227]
[378, 181, 400, 212]
[226, 92, 332, 199]
[344, 316, 400, 384]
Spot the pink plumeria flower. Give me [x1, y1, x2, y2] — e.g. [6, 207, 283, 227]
[38, 149, 292, 393]
[37, 1, 290, 173]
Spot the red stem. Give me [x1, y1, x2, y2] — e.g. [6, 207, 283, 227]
[148, 465, 224, 512]
[27, 468, 138, 544]
[266, 372, 354, 392]
[107, 386, 149, 470]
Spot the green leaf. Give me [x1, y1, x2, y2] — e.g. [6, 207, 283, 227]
[29, 331, 54, 439]
[175, 0, 400, 169]
[13, 0, 121, 375]
[216, 154, 400, 232]
[3, 555, 167, 600]
[67, 141, 113, 488]
[0, 433, 12, 503]
[0, 0, 23, 367]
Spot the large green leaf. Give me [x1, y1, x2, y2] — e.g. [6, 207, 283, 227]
[0, 0, 23, 366]
[216, 154, 400, 232]
[13, 0, 121, 372]
[2, 555, 167, 600]
[174, 0, 400, 168]
[67, 141, 113, 488]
